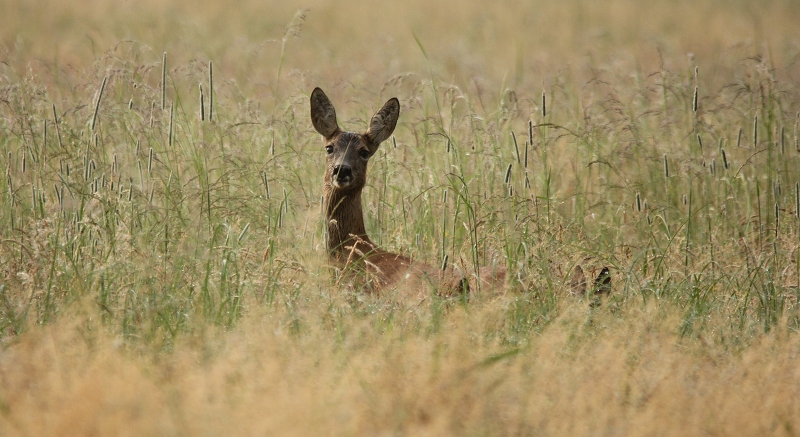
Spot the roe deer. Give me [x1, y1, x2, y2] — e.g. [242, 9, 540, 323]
[310, 87, 469, 297]
[310, 87, 609, 300]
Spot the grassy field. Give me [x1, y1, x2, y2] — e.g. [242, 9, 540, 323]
[2, 0, 800, 435]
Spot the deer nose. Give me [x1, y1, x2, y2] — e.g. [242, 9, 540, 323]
[333, 165, 352, 181]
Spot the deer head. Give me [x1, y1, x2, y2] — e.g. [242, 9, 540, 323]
[310, 87, 400, 194]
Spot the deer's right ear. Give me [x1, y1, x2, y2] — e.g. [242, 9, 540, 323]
[310, 87, 340, 139]
[365, 97, 400, 151]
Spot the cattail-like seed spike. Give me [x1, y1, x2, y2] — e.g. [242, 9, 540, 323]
[753, 116, 758, 147]
[199, 84, 205, 121]
[528, 119, 533, 152]
[775, 202, 779, 237]
[168, 104, 174, 147]
[663, 154, 669, 178]
[795, 114, 799, 151]
[91, 76, 107, 131]
[504, 163, 512, 184]
[795, 182, 799, 218]
[693, 66, 699, 111]
[636, 192, 642, 212]
[542, 90, 547, 117]
[161, 52, 167, 110]
[208, 61, 214, 122]
[736, 127, 742, 148]
[511, 131, 520, 163]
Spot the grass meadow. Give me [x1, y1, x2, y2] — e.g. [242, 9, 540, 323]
[2, 0, 800, 435]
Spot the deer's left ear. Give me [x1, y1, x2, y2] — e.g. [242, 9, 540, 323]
[310, 87, 340, 139]
[365, 97, 399, 152]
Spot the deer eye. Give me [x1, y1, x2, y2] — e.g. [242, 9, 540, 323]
[325, 145, 334, 154]
[358, 149, 370, 159]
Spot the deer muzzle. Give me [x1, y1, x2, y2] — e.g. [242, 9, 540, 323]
[332, 165, 353, 188]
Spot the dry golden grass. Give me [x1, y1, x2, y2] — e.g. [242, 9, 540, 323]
[3, 302, 800, 436]
[2, 0, 800, 435]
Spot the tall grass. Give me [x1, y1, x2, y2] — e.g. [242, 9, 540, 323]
[2, 0, 800, 435]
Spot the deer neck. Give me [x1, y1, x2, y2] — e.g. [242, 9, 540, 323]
[324, 186, 376, 260]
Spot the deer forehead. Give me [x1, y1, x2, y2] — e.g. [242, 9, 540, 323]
[327, 132, 370, 154]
